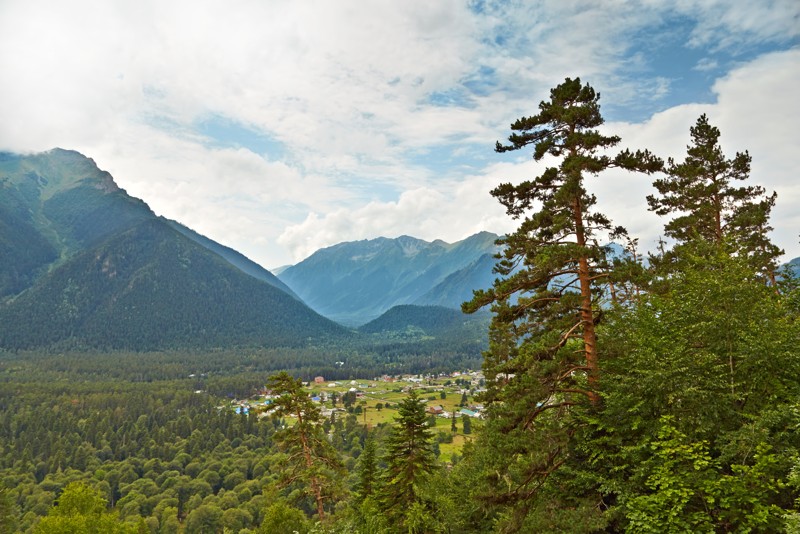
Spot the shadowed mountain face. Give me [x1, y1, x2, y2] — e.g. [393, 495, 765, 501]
[358, 304, 490, 336]
[277, 232, 500, 326]
[0, 149, 348, 350]
[0, 149, 154, 298]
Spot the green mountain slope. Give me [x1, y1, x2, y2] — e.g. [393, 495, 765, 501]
[0, 218, 349, 350]
[278, 232, 499, 325]
[0, 149, 153, 298]
[413, 252, 497, 308]
[0, 149, 349, 350]
[164, 218, 299, 300]
[359, 304, 488, 335]
[786, 257, 800, 278]
[357, 304, 491, 356]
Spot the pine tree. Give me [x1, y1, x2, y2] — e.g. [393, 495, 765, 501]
[461, 77, 661, 530]
[379, 390, 436, 527]
[461, 414, 471, 435]
[34, 482, 134, 533]
[0, 488, 18, 533]
[267, 372, 344, 520]
[465, 77, 661, 403]
[647, 114, 782, 283]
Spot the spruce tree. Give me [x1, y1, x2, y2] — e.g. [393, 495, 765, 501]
[355, 432, 378, 502]
[647, 114, 782, 283]
[379, 390, 436, 527]
[0, 488, 17, 533]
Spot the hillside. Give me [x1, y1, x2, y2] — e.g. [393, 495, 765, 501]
[278, 232, 499, 325]
[786, 256, 800, 278]
[0, 149, 153, 298]
[164, 218, 299, 299]
[356, 304, 491, 363]
[413, 252, 497, 308]
[0, 149, 349, 350]
[359, 304, 480, 334]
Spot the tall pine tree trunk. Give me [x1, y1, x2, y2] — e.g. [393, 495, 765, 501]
[573, 197, 600, 404]
[296, 412, 325, 519]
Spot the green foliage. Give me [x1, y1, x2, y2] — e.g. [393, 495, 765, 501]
[354, 433, 378, 501]
[268, 372, 346, 519]
[623, 418, 717, 533]
[259, 498, 310, 533]
[461, 77, 661, 530]
[599, 250, 800, 442]
[618, 418, 787, 533]
[461, 414, 471, 435]
[184, 503, 223, 534]
[34, 482, 134, 534]
[647, 114, 782, 282]
[587, 232, 800, 532]
[0, 487, 19, 532]
[378, 390, 437, 530]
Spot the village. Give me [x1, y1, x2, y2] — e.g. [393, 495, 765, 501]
[223, 370, 488, 457]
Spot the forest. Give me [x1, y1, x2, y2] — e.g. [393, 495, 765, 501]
[1, 77, 799, 533]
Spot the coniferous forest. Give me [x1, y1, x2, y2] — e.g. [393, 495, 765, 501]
[1, 78, 799, 533]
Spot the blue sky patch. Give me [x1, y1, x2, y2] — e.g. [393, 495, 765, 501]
[196, 115, 285, 158]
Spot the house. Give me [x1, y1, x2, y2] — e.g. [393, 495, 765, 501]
[427, 405, 444, 415]
[314, 376, 325, 384]
[459, 408, 477, 418]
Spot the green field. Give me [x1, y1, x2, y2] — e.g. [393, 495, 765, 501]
[235, 373, 485, 458]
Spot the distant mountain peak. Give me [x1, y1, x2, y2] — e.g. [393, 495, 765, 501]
[278, 232, 500, 325]
[395, 235, 429, 257]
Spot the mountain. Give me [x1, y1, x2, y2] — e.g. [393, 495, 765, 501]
[414, 252, 497, 308]
[277, 232, 500, 325]
[358, 304, 492, 356]
[359, 304, 489, 336]
[0, 149, 154, 298]
[0, 149, 348, 350]
[164, 218, 299, 300]
[786, 257, 800, 278]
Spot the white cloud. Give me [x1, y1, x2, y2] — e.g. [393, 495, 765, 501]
[1, 1, 797, 267]
[601, 48, 800, 258]
[278, 164, 526, 261]
[280, 47, 800, 264]
[678, 0, 800, 50]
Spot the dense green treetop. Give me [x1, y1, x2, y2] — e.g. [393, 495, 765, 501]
[647, 114, 783, 282]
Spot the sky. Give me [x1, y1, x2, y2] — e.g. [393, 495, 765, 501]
[1, 0, 798, 269]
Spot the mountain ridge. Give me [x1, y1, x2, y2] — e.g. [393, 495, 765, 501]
[0, 148, 348, 350]
[277, 231, 500, 325]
